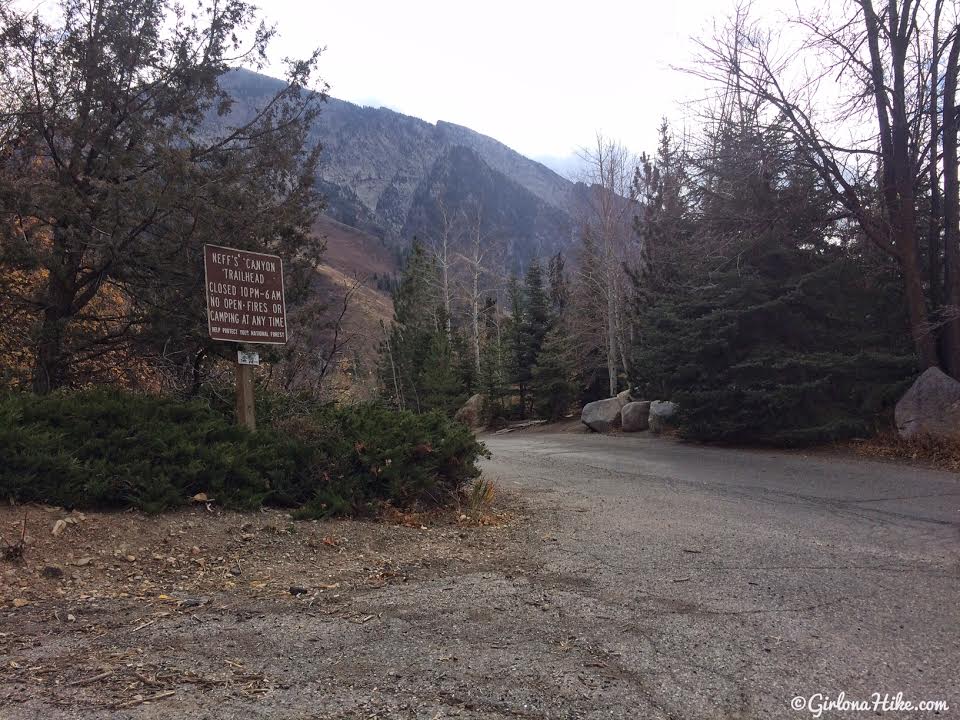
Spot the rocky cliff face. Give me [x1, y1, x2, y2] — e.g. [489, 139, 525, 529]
[222, 70, 579, 267]
[403, 146, 573, 264]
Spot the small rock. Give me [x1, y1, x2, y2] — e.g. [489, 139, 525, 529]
[289, 586, 308, 596]
[41, 565, 64, 579]
[66, 613, 76, 622]
[125, 555, 136, 562]
[180, 597, 207, 608]
[74, 557, 93, 567]
[190, 546, 201, 555]
[12, 598, 29, 608]
[51, 519, 67, 537]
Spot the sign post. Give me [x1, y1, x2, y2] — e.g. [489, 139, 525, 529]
[203, 244, 287, 430]
[235, 353, 256, 430]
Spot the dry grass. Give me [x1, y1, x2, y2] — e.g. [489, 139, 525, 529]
[463, 478, 497, 515]
[847, 431, 960, 473]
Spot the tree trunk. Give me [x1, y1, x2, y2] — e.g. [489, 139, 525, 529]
[928, 2, 943, 317]
[441, 259, 451, 337]
[901, 241, 939, 369]
[471, 272, 481, 376]
[606, 276, 618, 396]
[941, 35, 960, 377]
[32, 308, 67, 394]
[31, 238, 78, 393]
[862, 1, 937, 370]
[189, 349, 206, 397]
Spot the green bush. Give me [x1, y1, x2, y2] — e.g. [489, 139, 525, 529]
[276, 403, 488, 518]
[631, 252, 917, 446]
[0, 390, 487, 515]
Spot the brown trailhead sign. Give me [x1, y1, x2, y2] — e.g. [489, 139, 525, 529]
[204, 244, 287, 344]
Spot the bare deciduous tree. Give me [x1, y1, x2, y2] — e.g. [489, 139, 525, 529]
[691, 0, 960, 373]
[575, 133, 640, 396]
[426, 196, 462, 338]
[455, 202, 502, 376]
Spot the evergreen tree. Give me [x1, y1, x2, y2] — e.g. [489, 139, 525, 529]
[0, 0, 324, 392]
[503, 274, 529, 417]
[531, 324, 577, 420]
[629, 115, 916, 445]
[478, 297, 508, 421]
[378, 239, 471, 415]
[547, 252, 570, 316]
[419, 328, 468, 416]
[522, 259, 550, 379]
[530, 251, 577, 419]
[379, 241, 440, 412]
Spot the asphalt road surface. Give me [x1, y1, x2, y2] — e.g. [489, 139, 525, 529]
[5, 430, 958, 720]
[476, 430, 960, 719]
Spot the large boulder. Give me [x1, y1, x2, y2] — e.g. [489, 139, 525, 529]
[895, 367, 960, 439]
[581, 398, 624, 433]
[621, 401, 651, 432]
[454, 393, 485, 429]
[648, 400, 678, 434]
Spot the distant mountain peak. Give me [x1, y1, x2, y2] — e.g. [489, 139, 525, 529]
[224, 68, 580, 266]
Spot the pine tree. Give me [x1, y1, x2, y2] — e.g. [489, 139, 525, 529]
[547, 252, 569, 316]
[531, 324, 577, 420]
[629, 115, 916, 445]
[0, 0, 324, 392]
[419, 329, 467, 416]
[379, 241, 441, 412]
[478, 297, 508, 421]
[503, 275, 529, 417]
[522, 259, 550, 378]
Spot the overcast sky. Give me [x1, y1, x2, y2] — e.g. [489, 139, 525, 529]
[257, 0, 800, 171]
[19, 0, 804, 170]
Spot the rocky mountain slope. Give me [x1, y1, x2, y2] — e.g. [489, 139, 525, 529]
[222, 70, 581, 270]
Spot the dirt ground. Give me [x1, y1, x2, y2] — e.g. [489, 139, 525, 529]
[0, 499, 520, 718]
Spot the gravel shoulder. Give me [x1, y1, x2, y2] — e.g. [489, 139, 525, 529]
[1, 429, 958, 719]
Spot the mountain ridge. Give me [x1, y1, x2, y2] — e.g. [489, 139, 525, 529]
[222, 69, 580, 268]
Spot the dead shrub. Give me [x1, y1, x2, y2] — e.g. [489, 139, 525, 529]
[848, 431, 960, 473]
